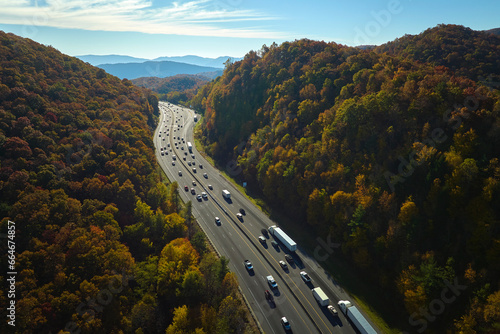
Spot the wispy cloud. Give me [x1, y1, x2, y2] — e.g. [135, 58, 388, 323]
[0, 0, 284, 38]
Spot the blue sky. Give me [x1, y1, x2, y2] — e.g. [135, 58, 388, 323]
[0, 0, 498, 59]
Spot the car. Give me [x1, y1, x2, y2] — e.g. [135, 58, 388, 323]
[161, 152, 164, 156]
[267, 275, 278, 289]
[203, 173, 208, 178]
[191, 154, 195, 159]
[285, 254, 294, 264]
[178, 171, 182, 176]
[265, 290, 274, 302]
[281, 317, 291, 330]
[279, 260, 288, 270]
[184, 185, 189, 191]
[208, 184, 213, 190]
[196, 194, 202, 201]
[258, 236, 266, 243]
[236, 213, 243, 220]
[172, 162, 175, 166]
[215, 217, 221, 225]
[160, 147, 163, 151]
[183, 157, 186, 160]
[192, 181, 196, 186]
[181, 146, 184, 150]
[328, 305, 338, 316]
[300, 271, 311, 282]
[201, 192, 208, 199]
[162, 138, 165, 141]
[271, 240, 279, 248]
[184, 152, 187, 155]
[261, 228, 269, 237]
[199, 164, 203, 168]
[191, 188, 195, 194]
[244, 260, 253, 271]
[239, 208, 245, 215]
[192, 168, 196, 173]
[187, 161, 191, 166]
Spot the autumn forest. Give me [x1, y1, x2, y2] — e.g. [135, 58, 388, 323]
[190, 25, 500, 332]
[0, 31, 253, 334]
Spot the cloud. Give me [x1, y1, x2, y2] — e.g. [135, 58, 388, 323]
[0, 0, 284, 38]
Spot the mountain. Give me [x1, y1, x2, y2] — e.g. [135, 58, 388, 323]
[0, 31, 252, 334]
[190, 25, 500, 333]
[76, 54, 149, 65]
[97, 60, 223, 80]
[132, 74, 210, 104]
[76, 54, 243, 68]
[152, 55, 242, 68]
[374, 24, 500, 82]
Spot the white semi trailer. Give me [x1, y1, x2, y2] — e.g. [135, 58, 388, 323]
[338, 300, 377, 334]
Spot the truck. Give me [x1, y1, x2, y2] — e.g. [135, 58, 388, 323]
[187, 142, 192, 153]
[338, 300, 377, 334]
[268, 225, 297, 252]
[312, 287, 329, 306]
[222, 190, 231, 199]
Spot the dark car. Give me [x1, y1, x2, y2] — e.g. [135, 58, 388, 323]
[261, 228, 269, 237]
[285, 254, 294, 264]
[265, 290, 274, 302]
[239, 208, 245, 215]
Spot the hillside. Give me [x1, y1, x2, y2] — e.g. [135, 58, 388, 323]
[375, 24, 500, 83]
[0, 31, 253, 334]
[191, 25, 500, 333]
[98, 60, 223, 80]
[132, 74, 210, 104]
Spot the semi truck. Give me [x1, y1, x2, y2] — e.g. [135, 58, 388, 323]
[312, 287, 329, 306]
[268, 225, 297, 252]
[222, 190, 231, 199]
[338, 300, 377, 334]
[187, 142, 192, 153]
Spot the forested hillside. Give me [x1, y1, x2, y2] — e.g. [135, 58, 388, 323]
[191, 25, 500, 332]
[132, 74, 209, 105]
[0, 31, 252, 333]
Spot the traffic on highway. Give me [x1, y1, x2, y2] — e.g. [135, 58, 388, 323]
[154, 101, 378, 334]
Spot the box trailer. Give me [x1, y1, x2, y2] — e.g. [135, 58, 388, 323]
[222, 190, 231, 199]
[268, 225, 297, 252]
[312, 287, 329, 306]
[338, 300, 377, 334]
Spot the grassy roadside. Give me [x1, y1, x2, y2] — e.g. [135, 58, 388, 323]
[192, 122, 400, 333]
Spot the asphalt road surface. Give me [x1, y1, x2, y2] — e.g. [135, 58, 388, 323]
[154, 101, 379, 334]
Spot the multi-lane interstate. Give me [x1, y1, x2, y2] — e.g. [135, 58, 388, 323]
[154, 101, 378, 334]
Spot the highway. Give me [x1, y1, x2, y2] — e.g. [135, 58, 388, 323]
[154, 101, 378, 334]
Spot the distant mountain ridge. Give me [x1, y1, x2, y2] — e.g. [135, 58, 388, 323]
[77, 54, 242, 68]
[97, 60, 223, 80]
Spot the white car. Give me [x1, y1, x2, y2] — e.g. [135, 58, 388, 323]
[300, 271, 311, 282]
[201, 192, 208, 199]
[215, 217, 221, 225]
[327, 305, 338, 316]
[281, 317, 291, 330]
[267, 275, 277, 289]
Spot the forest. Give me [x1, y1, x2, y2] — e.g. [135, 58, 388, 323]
[191, 24, 500, 333]
[0, 31, 253, 333]
[131, 74, 210, 105]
